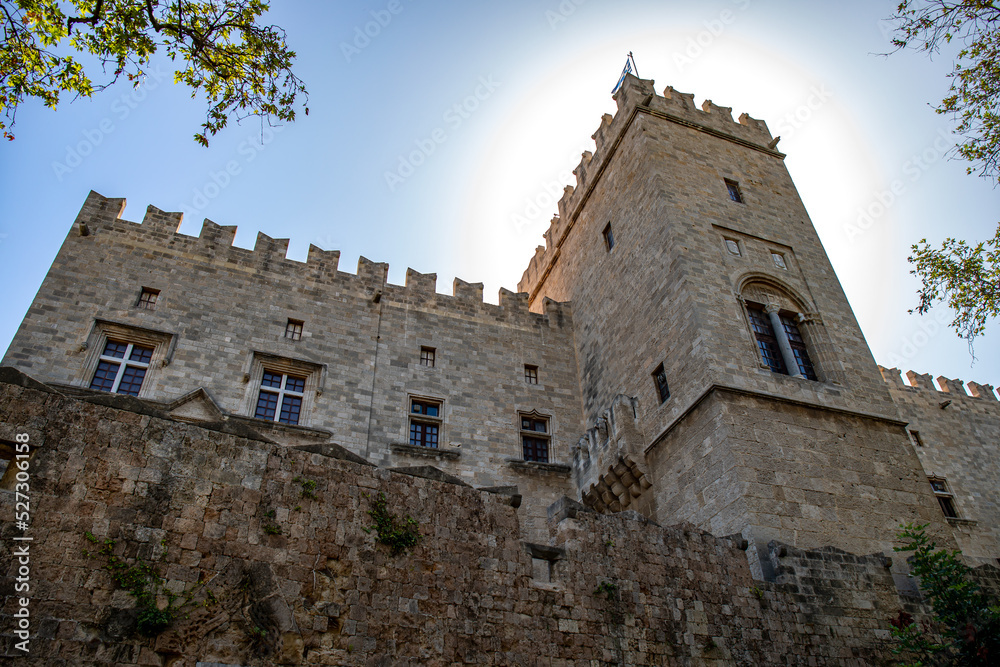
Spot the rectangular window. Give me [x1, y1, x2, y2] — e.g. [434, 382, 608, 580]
[89, 340, 154, 396]
[602, 222, 615, 251]
[255, 371, 306, 425]
[420, 346, 436, 367]
[285, 319, 303, 341]
[652, 363, 670, 403]
[524, 365, 538, 384]
[409, 398, 442, 447]
[746, 305, 786, 374]
[771, 252, 787, 269]
[725, 179, 743, 203]
[725, 238, 741, 256]
[136, 288, 159, 310]
[929, 478, 958, 518]
[520, 413, 550, 463]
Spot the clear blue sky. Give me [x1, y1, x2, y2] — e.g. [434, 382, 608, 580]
[1, 0, 997, 390]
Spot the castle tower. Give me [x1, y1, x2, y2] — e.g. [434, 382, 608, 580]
[518, 74, 955, 575]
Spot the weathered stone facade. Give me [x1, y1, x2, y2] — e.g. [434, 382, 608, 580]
[1, 73, 999, 664]
[1, 377, 998, 665]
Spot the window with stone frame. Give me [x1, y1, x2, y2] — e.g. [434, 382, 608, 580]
[243, 353, 322, 428]
[744, 299, 818, 380]
[652, 363, 670, 403]
[779, 314, 817, 380]
[746, 303, 786, 374]
[409, 397, 442, 448]
[284, 319, 304, 341]
[929, 478, 959, 519]
[725, 179, 743, 203]
[520, 412, 550, 463]
[136, 287, 159, 310]
[255, 371, 306, 425]
[82, 322, 172, 399]
[89, 339, 155, 396]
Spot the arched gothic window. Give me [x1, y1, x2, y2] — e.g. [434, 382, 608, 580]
[740, 282, 818, 381]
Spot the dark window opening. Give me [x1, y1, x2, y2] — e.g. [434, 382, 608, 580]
[725, 179, 743, 203]
[420, 346, 436, 367]
[524, 365, 538, 384]
[409, 398, 442, 448]
[653, 363, 670, 403]
[89, 340, 154, 396]
[255, 371, 306, 425]
[602, 223, 615, 251]
[520, 414, 550, 463]
[746, 305, 787, 374]
[780, 315, 817, 380]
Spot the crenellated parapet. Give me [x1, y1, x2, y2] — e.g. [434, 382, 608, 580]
[71, 191, 572, 329]
[518, 74, 780, 302]
[879, 366, 999, 403]
[572, 394, 653, 514]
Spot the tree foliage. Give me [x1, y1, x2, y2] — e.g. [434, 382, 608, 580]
[889, 1, 1000, 182]
[0, 0, 307, 145]
[889, 523, 1000, 666]
[909, 229, 1000, 352]
[887, 2, 999, 346]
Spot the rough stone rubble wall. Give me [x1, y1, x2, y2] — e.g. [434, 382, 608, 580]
[4, 379, 998, 666]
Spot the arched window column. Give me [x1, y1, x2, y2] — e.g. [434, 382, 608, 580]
[764, 303, 804, 380]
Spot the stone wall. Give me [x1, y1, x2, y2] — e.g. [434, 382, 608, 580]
[880, 366, 1000, 565]
[0, 192, 584, 540]
[3, 376, 998, 666]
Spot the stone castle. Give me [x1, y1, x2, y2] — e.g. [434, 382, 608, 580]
[1, 73, 998, 665]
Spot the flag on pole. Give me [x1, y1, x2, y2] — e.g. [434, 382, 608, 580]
[612, 52, 639, 94]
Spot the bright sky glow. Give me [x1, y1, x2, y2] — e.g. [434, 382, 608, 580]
[1, 0, 997, 388]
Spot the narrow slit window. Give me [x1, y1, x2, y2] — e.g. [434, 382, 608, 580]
[652, 363, 670, 403]
[602, 223, 615, 251]
[285, 319, 303, 341]
[725, 179, 743, 203]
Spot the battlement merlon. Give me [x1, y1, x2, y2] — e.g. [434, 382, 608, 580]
[64, 191, 572, 327]
[519, 74, 782, 305]
[879, 366, 998, 402]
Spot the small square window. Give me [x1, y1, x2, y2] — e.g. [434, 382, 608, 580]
[725, 179, 743, 203]
[420, 346, 436, 367]
[652, 363, 670, 403]
[725, 239, 741, 256]
[409, 398, 442, 447]
[602, 223, 615, 251]
[285, 319, 303, 341]
[519, 413, 550, 462]
[771, 252, 787, 270]
[524, 365, 538, 384]
[136, 288, 159, 310]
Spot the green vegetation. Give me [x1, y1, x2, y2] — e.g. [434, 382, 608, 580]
[84, 532, 214, 636]
[364, 492, 421, 556]
[0, 0, 307, 144]
[889, 523, 999, 665]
